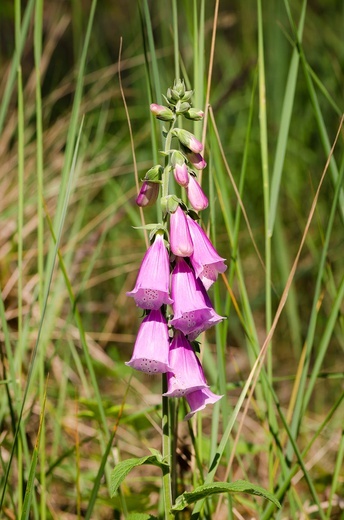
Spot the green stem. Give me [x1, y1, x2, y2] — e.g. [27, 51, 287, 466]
[159, 108, 179, 518]
[162, 377, 174, 519]
[162, 119, 177, 200]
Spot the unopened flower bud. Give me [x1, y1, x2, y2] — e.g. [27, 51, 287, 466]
[184, 108, 204, 121]
[181, 89, 194, 102]
[172, 128, 203, 154]
[136, 181, 160, 207]
[174, 163, 190, 187]
[186, 151, 207, 170]
[171, 151, 189, 187]
[175, 101, 191, 114]
[170, 206, 193, 257]
[173, 79, 186, 97]
[167, 88, 180, 103]
[186, 175, 208, 211]
[150, 103, 175, 121]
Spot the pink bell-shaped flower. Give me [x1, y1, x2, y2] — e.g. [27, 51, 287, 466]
[127, 233, 173, 310]
[184, 387, 223, 420]
[163, 331, 208, 397]
[170, 257, 224, 339]
[126, 309, 172, 374]
[186, 175, 208, 211]
[169, 206, 194, 257]
[187, 216, 227, 290]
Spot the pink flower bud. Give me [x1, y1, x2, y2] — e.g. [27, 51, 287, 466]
[173, 163, 190, 187]
[136, 181, 159, 207]
[169, 206, 193, 257]
[186, 151, 207, 170]
[186, 175, 208, 211]
[184, 108, 204, 121]
[173, 129, 203, 154]
[150, 103, 175, 121]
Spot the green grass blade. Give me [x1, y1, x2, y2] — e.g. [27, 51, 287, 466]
[0, 0, 35, 134]
[0, 115, 84, 511]
[268, 0, 306, 235]
[283, 0, 344, 223]
[20, 385, 47, 520]
[45, 0, 98, 296]
[285, 133, 344, 462]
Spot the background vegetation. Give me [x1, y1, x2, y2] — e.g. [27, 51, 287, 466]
[0, 0, 343, 518]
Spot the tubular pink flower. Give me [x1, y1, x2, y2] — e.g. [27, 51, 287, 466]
[136, 181, 159, 207]
[187, 216, 227, 290]
[163, 331, 208, 397]
[173, 129, 203, 154]
[126, 309, 172, 374]
[184, 387, 223, 420]
[173, 163, 190, 187]
[170, 257, 224, 338]
[186, 151, 207, 170]
[169, 206, 194, 257]
[127, 233, 173, 310]
[186, 175, 208, 211]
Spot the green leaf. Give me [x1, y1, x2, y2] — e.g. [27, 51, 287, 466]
[171, 480, 281, 512]
[110, 455, 169, 497]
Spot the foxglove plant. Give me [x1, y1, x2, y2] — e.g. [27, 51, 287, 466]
[112, 79, 280, 519]
[126, 79, 226, 418]
[123, 79, 227, 516]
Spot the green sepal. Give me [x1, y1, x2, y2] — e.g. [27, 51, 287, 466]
[149, 225, 167, 242]
[171, 150, 185, 167]
[181, 89, 194, 102]
[143, 164, 163, 182]
[175, 100, 191, 114]
[161, 195, 181, 215]
[132, 224, 167, 244]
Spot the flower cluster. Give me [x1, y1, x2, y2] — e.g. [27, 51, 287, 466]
[127, 80, 227, 420]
